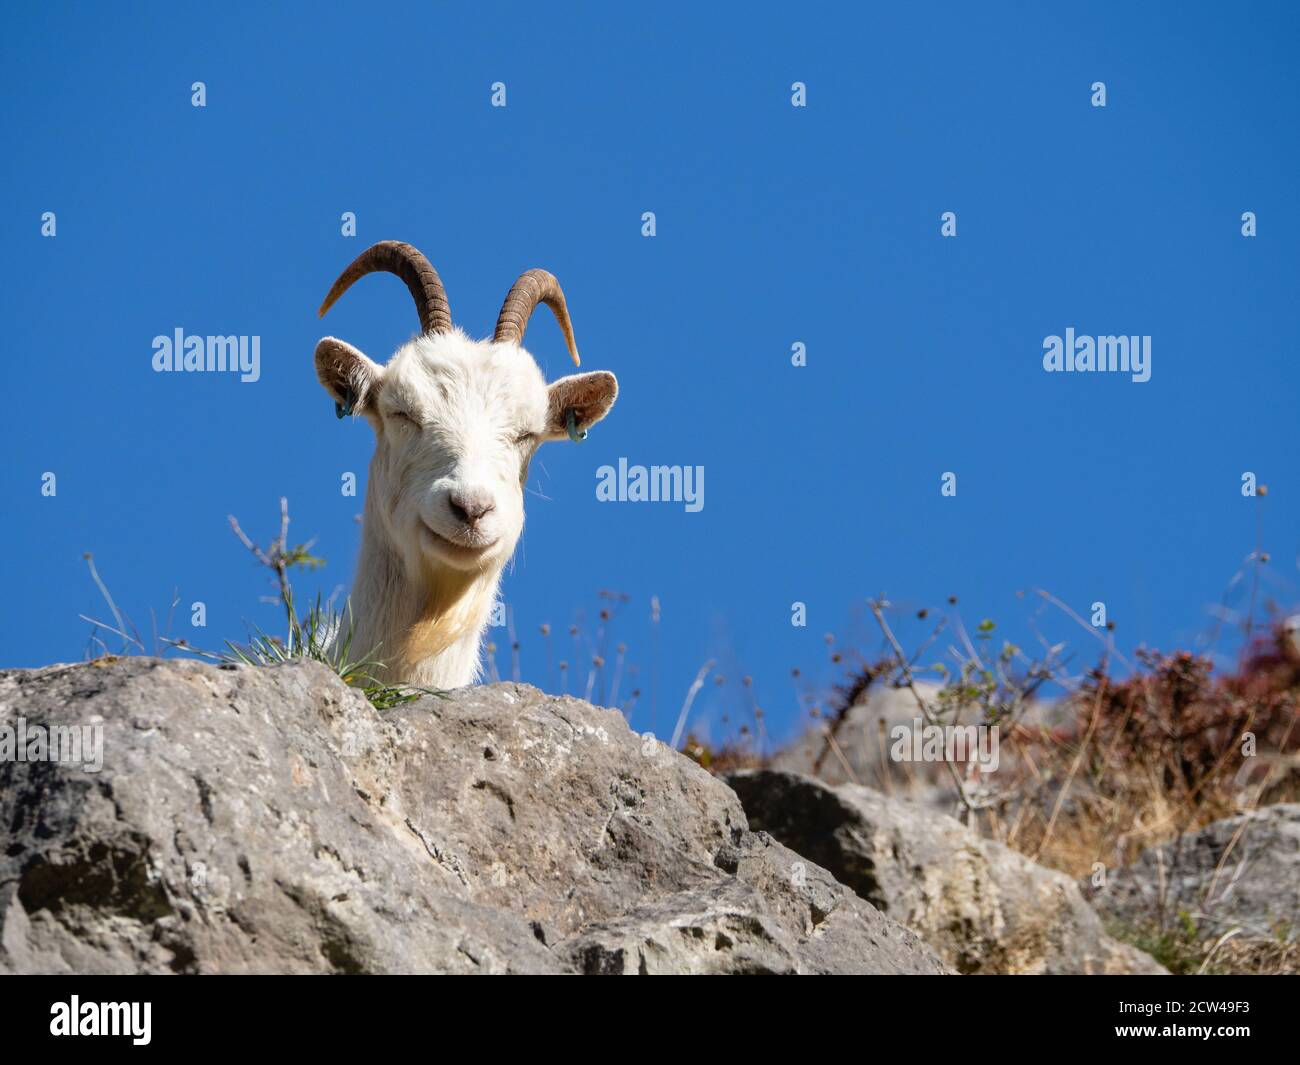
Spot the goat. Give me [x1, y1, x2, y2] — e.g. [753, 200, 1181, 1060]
[314, 241, 618, 688]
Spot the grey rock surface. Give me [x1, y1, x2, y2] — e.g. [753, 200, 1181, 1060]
[773, 683, 949, 791]
[0, 658, 947, 975]
[728, 768, 1165, 974]
[1083, 804, 1300, 941]
[772, 681, 1067, 803]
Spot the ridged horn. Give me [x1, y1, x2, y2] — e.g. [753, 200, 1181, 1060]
[318, 240, 452, 335]
[493, 269, 580, 365]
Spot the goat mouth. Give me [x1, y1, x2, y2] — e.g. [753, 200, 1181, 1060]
[420, 522, 496, 564]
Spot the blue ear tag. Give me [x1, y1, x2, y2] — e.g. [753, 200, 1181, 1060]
[335, 387, 356, 420]
[566, 408, 587, 443]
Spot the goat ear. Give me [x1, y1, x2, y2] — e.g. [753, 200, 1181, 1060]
[315, 337, 382, 420]
[544, 371, 618, 441]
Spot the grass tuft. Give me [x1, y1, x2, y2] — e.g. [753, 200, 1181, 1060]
[83, 499, 443, 710]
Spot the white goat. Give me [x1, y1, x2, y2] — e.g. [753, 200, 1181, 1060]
[314, 241, 618, 688]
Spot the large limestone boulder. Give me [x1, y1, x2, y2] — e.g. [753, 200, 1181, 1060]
[771, 681, 1067, 803]
[0, 658, 947, 975]
[728, 768, 1165, 974]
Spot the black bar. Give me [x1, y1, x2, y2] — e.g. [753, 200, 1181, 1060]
[0, 973, 1289, 1050]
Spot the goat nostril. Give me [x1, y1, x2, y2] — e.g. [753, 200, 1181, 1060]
[448, 491, 494, 525]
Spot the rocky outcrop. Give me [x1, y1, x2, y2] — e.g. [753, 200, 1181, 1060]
[771, 681, 1067, 802]
[0, 659, 947, 975]
[727, 769, 1165, 975]
[1083, 804, 1300, 941]
[772, 683, 950, 792]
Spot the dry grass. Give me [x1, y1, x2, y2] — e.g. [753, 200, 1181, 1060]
[767, 599, 1300, 975]
[1005, 637, 1300, 875]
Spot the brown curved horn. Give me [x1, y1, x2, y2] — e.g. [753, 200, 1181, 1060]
[493, 269, 580, 366]
[318, 241, 452, 335]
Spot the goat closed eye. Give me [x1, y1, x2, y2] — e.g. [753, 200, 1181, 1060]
[388, 410, 417, 427]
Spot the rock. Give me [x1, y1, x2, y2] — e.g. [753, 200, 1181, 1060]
[772, 681, 1066, 804]
[0, 658, 947, 975]
[773, 683, 949, 791]
[1083, 804, 1300, 941]
[727, 768, 1165, 975]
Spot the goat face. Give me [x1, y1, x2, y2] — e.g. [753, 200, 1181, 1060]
[314, 243, 618, 578]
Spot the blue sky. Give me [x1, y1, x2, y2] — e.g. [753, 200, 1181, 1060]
[2, 2, 1297, 747]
